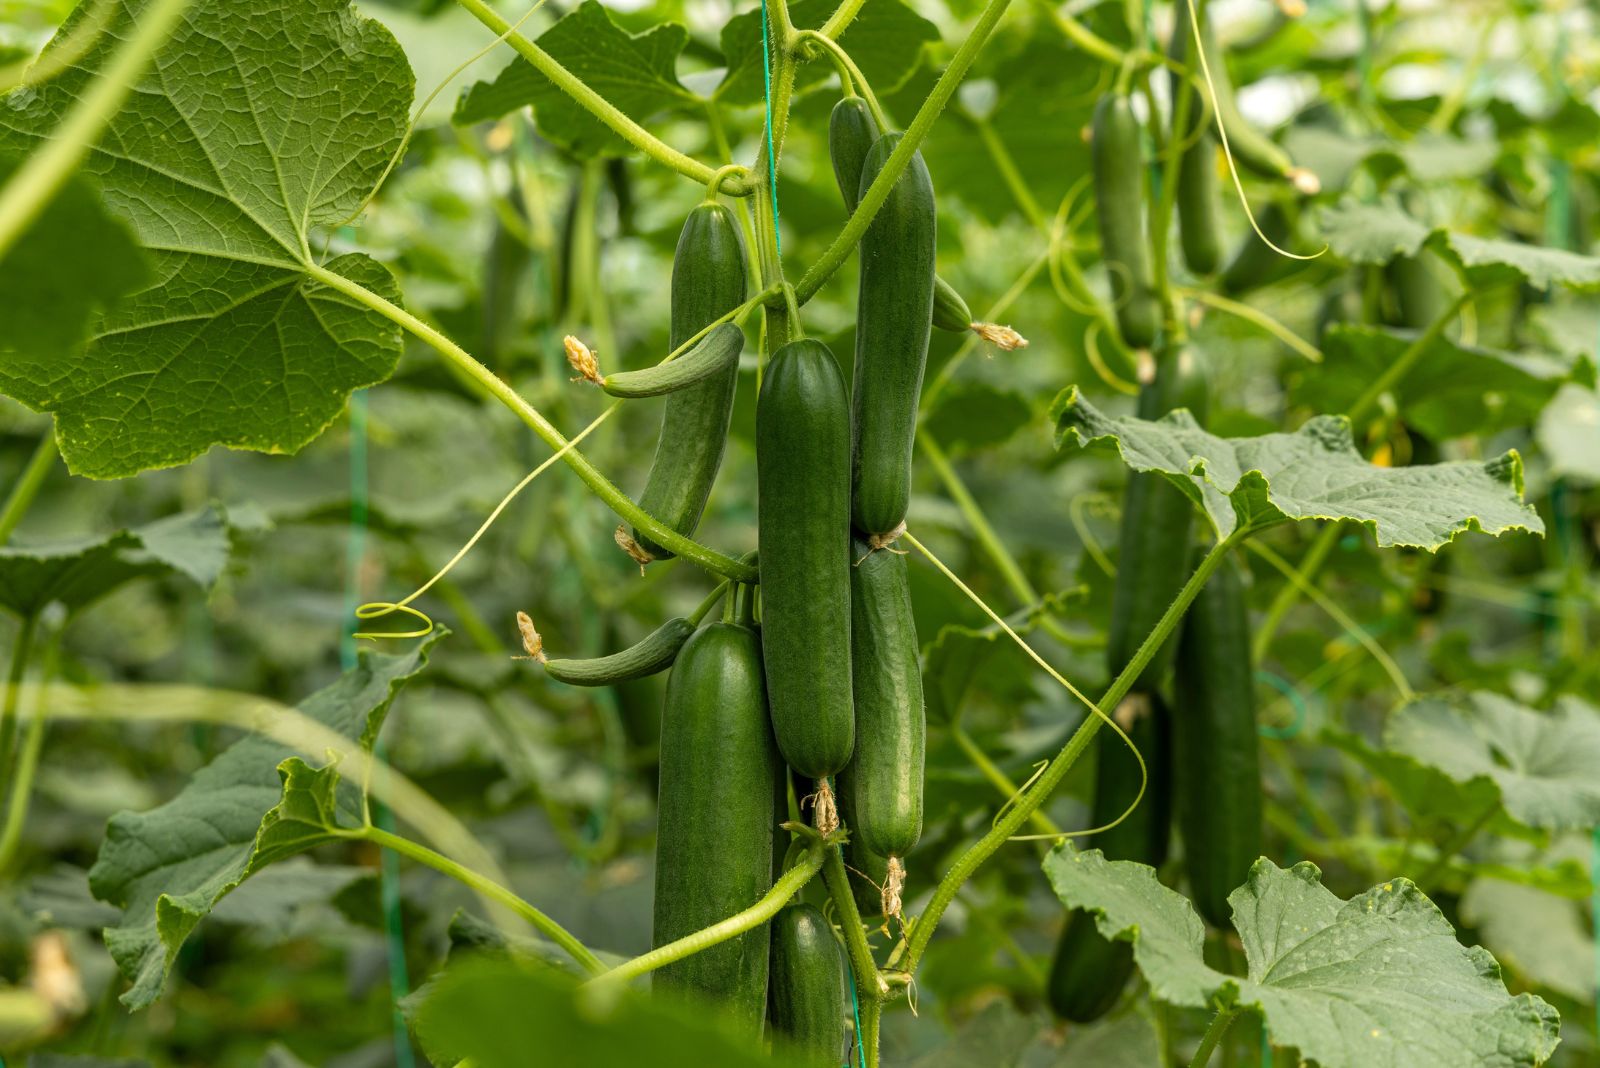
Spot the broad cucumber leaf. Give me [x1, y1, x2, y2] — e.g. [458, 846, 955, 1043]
[717, 0, 939, 106]
[1303, 325, 1569, 441]
[1384, 693, 1600, 833]
[0, 158, 149, 365]
[1536, 383, 1600, 483]
[0, 507, 228, 618]
[1050, 387, 1542, 548]
[409, 957, 809, 1068]
[453, 0, 696, 152]
[0, 0, 414, 478]
[88, 636, 440, 1009]
[1284, 127, 1499, 190]
[1043, 847, 1561, 1068]
[1462, 874, 1596, 1004]
[1319, 198, 1600, 290]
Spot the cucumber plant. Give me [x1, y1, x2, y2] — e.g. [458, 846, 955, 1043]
[0, 1, 1588, 1067]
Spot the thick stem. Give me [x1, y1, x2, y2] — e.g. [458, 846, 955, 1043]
[0, 0, 192, 257]
[360, 825, 605, 976]
[590, 841, 825, 988]
[823, 845, 887, 1001]
[1189, 1006, 1241, 1068]
[305, 263, 756, 583]
[452, 0, 746, 194]
[820, 0, 871, 39]
[0, 432, 57, 546]
[857, 996, 882, 1068]
[900, 533, 1242, 973]
[795, 0, 1017, 304]
[0, 617, 36, 791]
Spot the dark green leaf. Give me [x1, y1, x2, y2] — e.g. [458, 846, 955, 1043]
[717, 0, 938, 105]
[922, 381, 1032, 455]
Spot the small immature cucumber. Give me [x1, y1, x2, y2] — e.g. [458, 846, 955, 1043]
[1173, 554, 1261, 928]
[631, 202, 749, 559]
[768, 904, 848, 1068]
[653, 621, 781, 1027]
[829, 97, 970, 336]
[852, 132, 937, 537]
[600, 322, 745, 399]
[838, 535, 924, 859]
[1046, 693, 1173, 1022]
[757, 339, 855, 779]
[543, 617, 697, 686]
[1092, 93, 1160, 350]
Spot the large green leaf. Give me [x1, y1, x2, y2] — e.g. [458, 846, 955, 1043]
[1385, 693, 1600, 832]
[453, 1, 696, 153]
[1462, 873, 1596, 1004]
[0, 0, 412, 478]
[1302, 325, 1569, 441]
[1050, 388, 1542, 548]
[0, 159, 149, 364]
[0, 508, 228, 618]
[1536, 383, 1600, 483]
[87, 637, 439, 1009]
[1042, 847, 1561, 1068]
[409, 956, 809, 1068]
[1319, 198, 1600, 290]
[716, 0, 939, 106]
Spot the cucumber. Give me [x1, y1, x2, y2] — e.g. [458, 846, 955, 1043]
[1104, 347, 1210, 690]
[1173, 553, 1261, 928]
[768, 904, 848, 1068]
[756, 339, 855, 779]
[542, 617, 697, 686]
[1172, 1, 1297, 183]
[601, 322, 745, 399]
[829, 97, 970, 336]
[838, 535, 923, 859]
[653, 621, 780, 1026]
[1046, 693, 1173, 1022]
[1219, 200, 1298, 296]
[1092, 93, 1160, 350]
[1168, 11, 1223, 276]
[631, 202, 749, 559]
[852, 132, 936, 537]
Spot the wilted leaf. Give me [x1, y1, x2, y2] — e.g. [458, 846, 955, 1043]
[1051, 387, 1542, 548]
[1042, 847, 1561, 1068]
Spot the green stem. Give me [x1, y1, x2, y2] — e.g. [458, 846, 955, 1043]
[823, 845, 887, 1000]
[819, 0, 871, 39]
[857, 996, 882, 1068]
[0, 617, 40, 874]
[974, 118, 1046, 228]
[357, 824, 604, 975]
[590, 839, 825, 988]
[0, 0, 192, 258]
[451, 0, 744, 194]
[1178, 288, 1323, 363]
[1345, 293, 1470, 423]
[919, 434, 1034, 606]
[795, 0, 1017, 304]
[1252, 522, 1340, 663]
[304, 263, 755, 583]
[1413, 804, 1497, 889]
[0, 616, 36, 792]
[0, 432, 58, 546]
[900, 532, 1243, 974]
[794, 32, 881, 126]
[951, 724, 1062, 838]
[1030, 0, 1126, 65]
[1190, 1007, 1241, 1067]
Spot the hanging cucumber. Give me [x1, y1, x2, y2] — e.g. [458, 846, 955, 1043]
[1167, 8, 1222, 276]
[540, 616, 698, 686]
[757, 339, 855, 781]
[653, 614, 781, 1026]
[829, 97, 973, 336]
[1172, 552, 1261, 929]
[851, 132, 936, 538]
[768, 903, 848, 1068]
[630, 201, 749, 560]
[1092, 93, 1160, 350]
[838, 535, 923, 868]
[592, 322, 745, 399]
[1046, 693, 1173, 1022]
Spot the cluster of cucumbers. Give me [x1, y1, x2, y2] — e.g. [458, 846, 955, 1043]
[535, 89, 964, 1062]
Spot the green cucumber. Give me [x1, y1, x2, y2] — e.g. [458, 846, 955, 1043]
[1173, 1, 1298, 183]
[1168, 11, 1223, 276]
[1173, 555, 1261, 928]
[829, 97, 970, 336]
[631, 202, 749, 559]
[653, 620, 780, 1026]
[1046, 693, 1173, 1022]
[852, 132, 936, 537]
[543, 617, 697, 686]
[757, 338, 855, 779]
[1386, 249, 1457, 330]
[1092, 93, 1160, 350]
[601, 322, 745, 399]
[768, 903, 848, 1067]
[838, 535, 923, 859]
